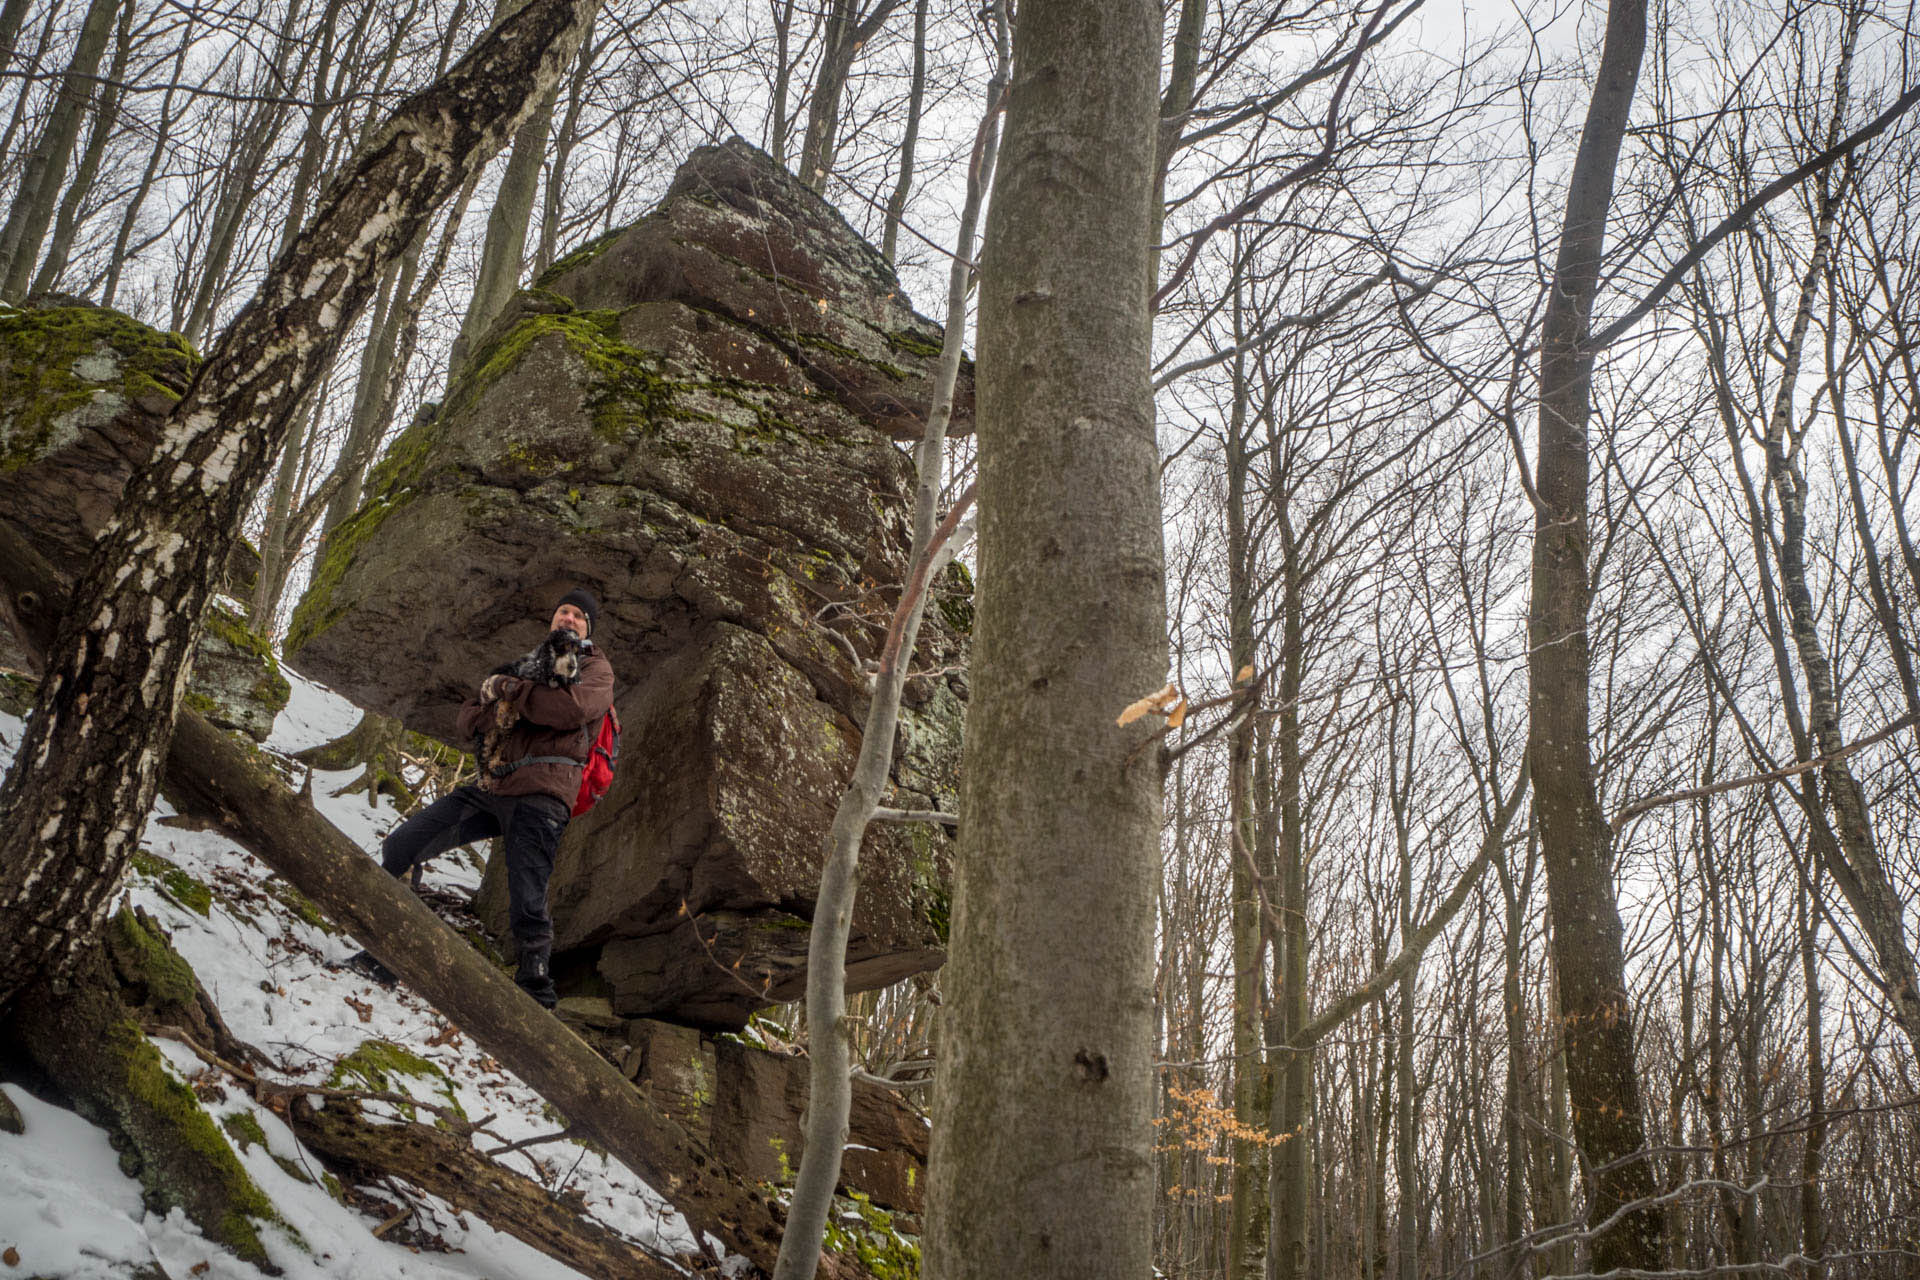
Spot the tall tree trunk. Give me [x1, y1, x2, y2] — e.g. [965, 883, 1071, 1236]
[1391, 712, 1419, 1280]
[319, 258, 403, 534]
[448, 0, 570, 378]
[796, 0, 902, 192]
[768, 0, 798, 165]
[29, 0, 131, 296]
[175, 5, 309, 344]
[534, 15, 596, 277]
[1224, 257, 1267, 1280]
[0, 0, 119, 299]
[251, 388, 325, 628]
[1269, 516, 1312, 1280]
[0, 0, 604, 1010]
[879, 0, 926, 264]
[1497, 850, 1533, 1280]
[275, 0, 351, 260]
[1799, 867, 1826, 1279]
[0, 0, 34, 66]
[922, 0, 1164, 1273]
[1526, 0, 1661, 1265]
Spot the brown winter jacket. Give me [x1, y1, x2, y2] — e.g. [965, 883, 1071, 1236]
[456, 644, 616, 809]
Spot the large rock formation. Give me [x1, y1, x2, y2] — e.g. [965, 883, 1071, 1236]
[0, 300, 288, 738]
[288, 140, 969, 1030]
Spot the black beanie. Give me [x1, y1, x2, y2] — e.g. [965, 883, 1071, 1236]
[557, 587, 599, 638]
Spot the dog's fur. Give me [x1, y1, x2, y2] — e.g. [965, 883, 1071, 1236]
[476, 627, 586, 778]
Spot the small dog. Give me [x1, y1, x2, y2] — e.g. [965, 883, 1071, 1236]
[476, 627, 586, 777]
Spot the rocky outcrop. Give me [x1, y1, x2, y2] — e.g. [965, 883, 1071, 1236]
[287, 140, 968, 1030]
[0, 300, 287, 739]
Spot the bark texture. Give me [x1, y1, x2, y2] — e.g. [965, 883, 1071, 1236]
[1526, 0, 1661, 1266]
[922, 0, 1165, 1276]
[0, 0, 603, 1010]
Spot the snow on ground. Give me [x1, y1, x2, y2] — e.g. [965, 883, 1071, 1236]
[0, 667, 701, 1278]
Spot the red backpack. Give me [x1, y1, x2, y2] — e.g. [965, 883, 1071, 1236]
[572, 708, 621, 817]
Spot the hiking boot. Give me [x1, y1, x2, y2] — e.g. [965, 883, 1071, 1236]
[514, 946, 557, 1009]
[344, 949, 398, 987]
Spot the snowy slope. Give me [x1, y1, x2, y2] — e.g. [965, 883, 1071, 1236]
[0, 669, 702, 1279]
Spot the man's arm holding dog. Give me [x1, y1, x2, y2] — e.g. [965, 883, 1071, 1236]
[494, 652, 614, 731]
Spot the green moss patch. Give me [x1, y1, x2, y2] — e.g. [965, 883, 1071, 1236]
[110, 1019, 289, 1264]
[0, 305, 195, 472]
[823, 1191, 921, 1280]
[124, 855, 213, 920]
[328, 1039, 465, 1124]
[221, 1110, 268, 1153]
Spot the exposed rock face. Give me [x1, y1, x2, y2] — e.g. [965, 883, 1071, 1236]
[0, 301, 286, 738]
[623, 1019, 928, 1214]
[287, 140, 968, 1030]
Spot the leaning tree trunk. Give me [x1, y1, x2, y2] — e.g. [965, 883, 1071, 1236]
[0, 527, 789, 1271]
[1526, 0, 1662, 1266]
[0, 0, 604, 1012]
[922, 0, 1165, 1275]
[0, 0, 119, 300]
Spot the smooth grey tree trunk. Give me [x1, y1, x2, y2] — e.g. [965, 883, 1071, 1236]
[175, 5, 310, 343]
[0, 0, 119, 300]
[534, 17, 596, 277]
[103, 9, 195, 310]
[0, 0, 33, 65]
[922, 0, 1165, 1275]
[0, 0, 604, 1009]
[274, 0, 351, 260]
[1526, 0, 1662, 1264]
[796, 0, 902, 191]
[1223, 273, 1266, 1280]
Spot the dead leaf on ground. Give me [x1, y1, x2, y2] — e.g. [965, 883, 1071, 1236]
[4, 1245, 20, 1267]
[344, 995, 373, 1023]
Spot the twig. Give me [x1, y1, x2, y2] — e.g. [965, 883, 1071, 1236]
[870, 807, 957, 825]
[1610, 713, 1914, 832]
[876, 484, 978, 680]
[484, 1126, 578, 1158]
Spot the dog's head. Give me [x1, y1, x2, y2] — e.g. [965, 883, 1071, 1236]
[543, 626, 585, 684]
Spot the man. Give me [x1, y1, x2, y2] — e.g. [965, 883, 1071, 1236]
[346, 588, 615, 1007]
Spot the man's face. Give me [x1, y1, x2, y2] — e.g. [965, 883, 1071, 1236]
[551, 601, 590, 639]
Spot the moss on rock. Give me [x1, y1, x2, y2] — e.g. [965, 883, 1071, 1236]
[0, 304, 195, 473]
[12, 937, 293, 1269]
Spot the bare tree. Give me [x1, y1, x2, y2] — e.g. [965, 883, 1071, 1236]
[923, 0, 1166, 1275]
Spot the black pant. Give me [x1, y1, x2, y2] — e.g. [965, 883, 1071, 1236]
[381, 785, 569, 952]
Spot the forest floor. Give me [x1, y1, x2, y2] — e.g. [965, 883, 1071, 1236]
[0, 665, 714, 1279]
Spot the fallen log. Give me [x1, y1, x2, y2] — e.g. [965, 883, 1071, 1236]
[0, 525, 791, 1273]
[287, 1094, 683, 1278]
